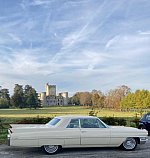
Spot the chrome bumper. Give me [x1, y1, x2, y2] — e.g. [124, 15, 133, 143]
[140, 137, 148, 144]
[7, 134, 10, 146]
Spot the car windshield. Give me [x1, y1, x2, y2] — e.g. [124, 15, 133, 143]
[46, 118, 61, 126]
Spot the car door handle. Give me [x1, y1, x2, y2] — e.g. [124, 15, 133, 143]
[81, 131, 87, 133]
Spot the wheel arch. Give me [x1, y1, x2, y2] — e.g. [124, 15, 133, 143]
[134, 137, 140, 144]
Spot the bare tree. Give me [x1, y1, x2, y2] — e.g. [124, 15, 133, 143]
[105, 85, 130, 109]
[79, 92, 92, 106]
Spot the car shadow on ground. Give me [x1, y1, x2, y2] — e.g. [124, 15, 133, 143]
[4, 146, 120, 154]
[2, 144, 148, 157]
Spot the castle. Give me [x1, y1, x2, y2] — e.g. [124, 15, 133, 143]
[38, 83, 68, 106]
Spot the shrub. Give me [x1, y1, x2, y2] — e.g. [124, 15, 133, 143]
[101, 117, 126, 126]
[129, 118, 139, 128]
[130, 122, 137, 128]
[89, 109, 98, 116]
[16, 117, 52, 124]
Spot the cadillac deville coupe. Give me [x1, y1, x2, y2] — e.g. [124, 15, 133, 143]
[8, 116, 148, 154]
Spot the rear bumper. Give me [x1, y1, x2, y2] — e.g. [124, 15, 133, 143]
[139, 137, 148, 144]
[7, 134, 10, 146]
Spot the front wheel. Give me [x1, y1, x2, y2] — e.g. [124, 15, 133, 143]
[121, 137, 137, 151]
[42, 145, 61, 154]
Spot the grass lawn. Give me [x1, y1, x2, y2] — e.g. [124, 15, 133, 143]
[0, 106, 143, 118]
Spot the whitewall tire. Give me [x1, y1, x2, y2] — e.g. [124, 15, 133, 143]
[121, 137, 137, 151]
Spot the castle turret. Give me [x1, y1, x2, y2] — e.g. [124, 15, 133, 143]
[59, 92, 68, 105]
[39, 92, 46, 106]
[46, 83, 56, 96]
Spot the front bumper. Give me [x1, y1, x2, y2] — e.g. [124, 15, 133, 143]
[140, 137, 148, 144]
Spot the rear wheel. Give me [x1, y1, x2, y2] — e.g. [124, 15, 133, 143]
[121, 137, 137, 151]
[42, 145, 61, 154]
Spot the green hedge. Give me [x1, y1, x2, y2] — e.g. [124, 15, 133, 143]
[16, 116, 128, 126]
[16, 117, 52, 124]
[101, 117, 127, 126]
[1, 116, 139, 127]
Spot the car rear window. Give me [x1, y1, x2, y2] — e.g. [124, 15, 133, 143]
[46, 118, 61, 126]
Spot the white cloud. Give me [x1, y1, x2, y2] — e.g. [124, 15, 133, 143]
[31, 0, 53, 6]
[105, 35, 120, 48]
[138, 30, 150, 35]
[8, 33, 22, 45]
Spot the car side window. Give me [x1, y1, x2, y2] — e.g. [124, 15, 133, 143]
[80, 118, 106, 128]
[67, 119, 79, 128]
[146, 115, 150, 121]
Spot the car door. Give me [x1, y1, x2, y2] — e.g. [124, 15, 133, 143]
[64, 118, 81, 146]
[80, 118, 111, 145]
[145, 114, 150, 131]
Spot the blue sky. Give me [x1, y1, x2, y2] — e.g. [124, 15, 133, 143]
[0, 0, 150, 96]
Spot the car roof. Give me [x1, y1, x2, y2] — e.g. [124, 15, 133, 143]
[56, 115, 97, 119]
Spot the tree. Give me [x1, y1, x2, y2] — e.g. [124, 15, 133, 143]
[0, 88, 10, 108]
[105, 85, 130, 109]
[11, 84, 24, 108]
[121, 89, 150, 110]
[24, 85, 39, 109]
[79, 92, 92, 106]
[70, 93, 80, 105]
[0, 88, 10, 100]
[0, 98, 10, 108]
[91, 90, 105, 109]
[92, 93, 100, 107]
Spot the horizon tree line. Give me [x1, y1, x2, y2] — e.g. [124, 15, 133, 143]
[69, 85, 150, 110]
[1, 84, 150, 110]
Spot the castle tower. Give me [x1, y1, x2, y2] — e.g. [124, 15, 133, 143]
[59, 92, 68, 105]
[39, 92, 46, 106]
[46, 83, 56, 96]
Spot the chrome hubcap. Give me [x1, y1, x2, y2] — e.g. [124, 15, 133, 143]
[123, 138, 136, 150]
[44, 145, 58, 154]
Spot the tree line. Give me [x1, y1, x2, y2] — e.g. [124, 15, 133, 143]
[1, 84, 150, 110]
[69, 85, 150, 110]
[0, 84, 40, 109]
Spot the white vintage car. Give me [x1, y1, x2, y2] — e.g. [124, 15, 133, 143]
[8, 115, 148, 154]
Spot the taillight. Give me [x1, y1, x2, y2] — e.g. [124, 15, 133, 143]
[9, 128, 13, 134]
